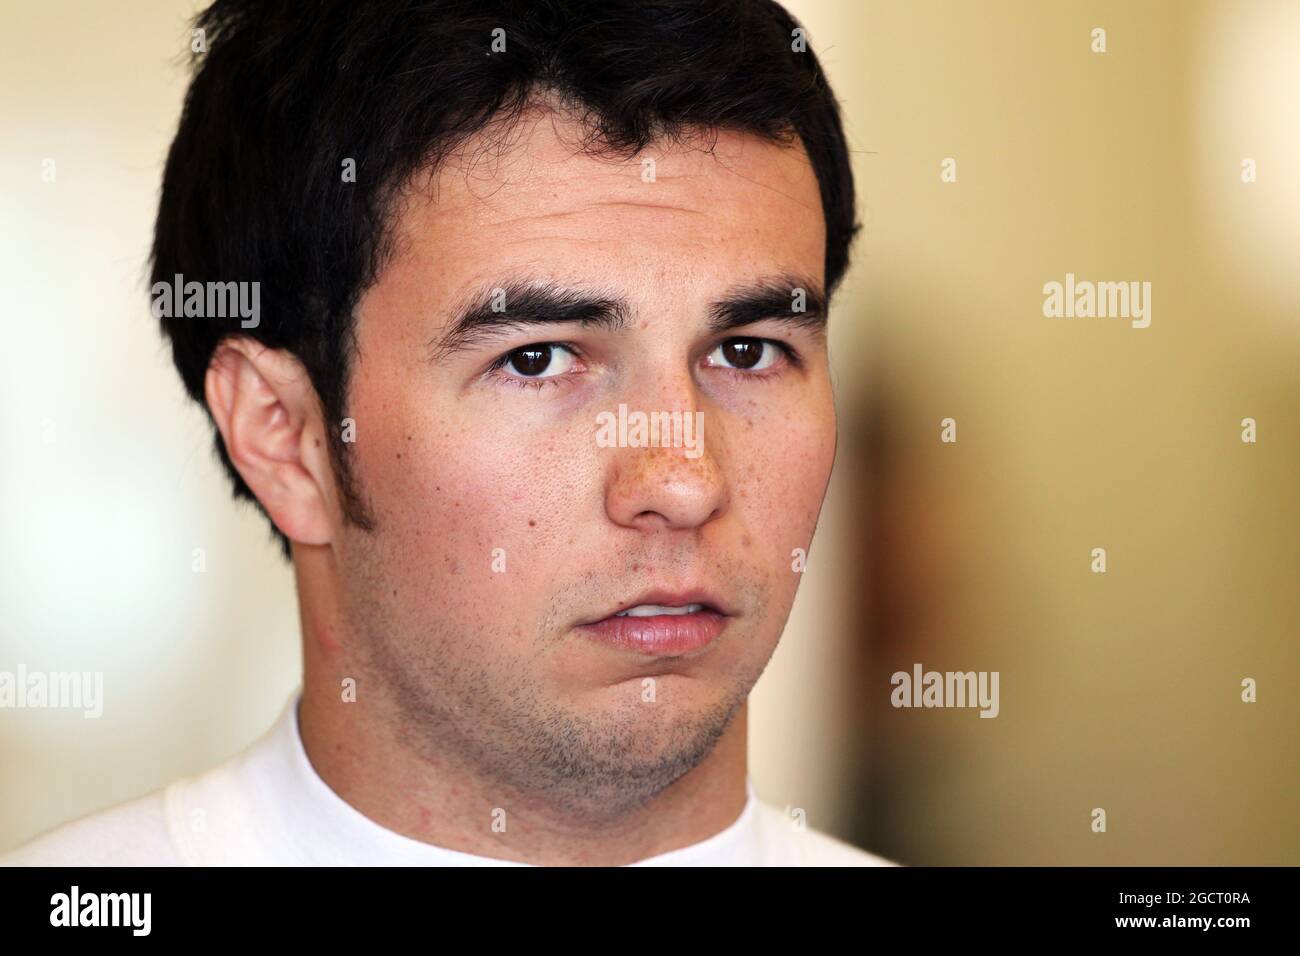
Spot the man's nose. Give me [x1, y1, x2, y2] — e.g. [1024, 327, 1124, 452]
[600, 392, 729, 532]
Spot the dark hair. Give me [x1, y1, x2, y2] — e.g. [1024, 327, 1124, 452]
[152, 0, 859, 557]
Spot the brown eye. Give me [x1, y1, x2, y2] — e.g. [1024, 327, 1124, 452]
[721, 339, 763, 369]
[708, 337, 778, 372]
[499, 343, 577, 379]
[508, 345, 553, 376]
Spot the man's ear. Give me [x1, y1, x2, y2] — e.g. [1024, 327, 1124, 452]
[204, 338, 336, 547]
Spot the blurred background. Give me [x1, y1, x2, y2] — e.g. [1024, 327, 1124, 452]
[1, 0, 1296, 863]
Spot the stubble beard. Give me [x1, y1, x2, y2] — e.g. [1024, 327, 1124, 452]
[357, 615, 766, 823]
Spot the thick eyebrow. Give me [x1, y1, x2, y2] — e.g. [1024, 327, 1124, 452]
[708, 274, 827, 334]
[428, 272, 828, 362]
[429, 280, 630, 361]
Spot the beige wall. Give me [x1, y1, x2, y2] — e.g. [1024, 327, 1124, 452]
[2, 1, 1295, 863]
[0, 0, 301, 848]
[770, 0, 1298, 864]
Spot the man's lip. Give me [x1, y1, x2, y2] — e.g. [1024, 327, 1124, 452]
[583, 589, 735, 625]
[579, 610, 728, 657]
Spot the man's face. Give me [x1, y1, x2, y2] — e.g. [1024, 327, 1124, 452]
[335, 108, 834, 815]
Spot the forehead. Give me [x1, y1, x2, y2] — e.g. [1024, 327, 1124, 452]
[382, 107, 826, 297]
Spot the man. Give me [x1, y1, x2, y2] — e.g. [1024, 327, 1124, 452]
[4, 0, 891, 866]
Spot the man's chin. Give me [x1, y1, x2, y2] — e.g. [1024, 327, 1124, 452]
[505, 685, 747, 820]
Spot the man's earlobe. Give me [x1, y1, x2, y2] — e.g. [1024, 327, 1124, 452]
[204, 340, 335, 547]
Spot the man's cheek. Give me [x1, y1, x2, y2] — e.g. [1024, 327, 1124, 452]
[743, 444, 832, 571]
[744, 419, 831, 505]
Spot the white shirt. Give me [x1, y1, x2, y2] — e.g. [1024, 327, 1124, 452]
[2, 690, 895, 867]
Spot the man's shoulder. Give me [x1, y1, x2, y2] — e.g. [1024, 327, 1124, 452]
[3, 701, 293, 867]
[752, 799, 898, 867]
[0, 734, 274, 867]
[0, 788, 182, 867]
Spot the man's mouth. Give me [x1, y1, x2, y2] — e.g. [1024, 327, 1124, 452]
[580, 592, 733, 657]
[614, 603, 705, 618]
